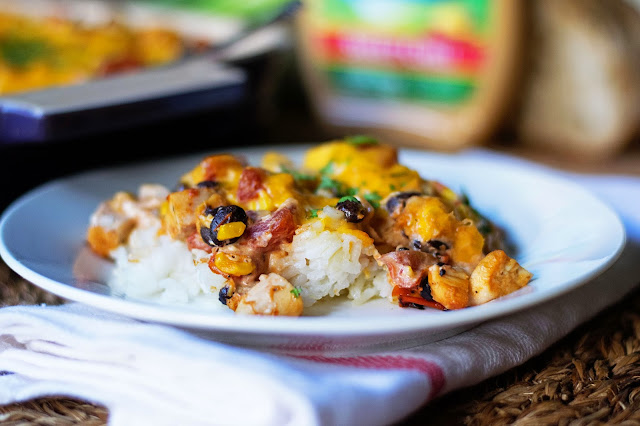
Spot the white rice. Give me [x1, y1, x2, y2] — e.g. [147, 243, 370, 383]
[107, 207, 392, 310]
[271, 207, 391, 307]
[109, 225, 228, 310]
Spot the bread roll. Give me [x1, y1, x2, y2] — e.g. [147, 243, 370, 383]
[514, 0, 640, 159]
[293, 0, 524, 151]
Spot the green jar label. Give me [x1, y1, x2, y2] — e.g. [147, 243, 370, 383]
[307, 0, 491, 105]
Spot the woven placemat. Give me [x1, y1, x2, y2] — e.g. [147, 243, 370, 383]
[1, 259, 639, 425]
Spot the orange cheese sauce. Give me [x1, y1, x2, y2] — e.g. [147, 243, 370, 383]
[0, 12, 186, 95]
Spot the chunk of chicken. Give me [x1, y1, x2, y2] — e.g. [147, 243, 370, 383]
[378, 249, 438, 289]
[87, 192, 137, 257]
[235, 273, 303, 316]
[468, 250, 532, 306]
[137, 184, 170, 210]
[427, 264, 470, 310]
[162, 188, 223, 240]
[87, 185, 170, 257]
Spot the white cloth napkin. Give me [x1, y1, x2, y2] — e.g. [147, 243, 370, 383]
[1, 151, 639, 426]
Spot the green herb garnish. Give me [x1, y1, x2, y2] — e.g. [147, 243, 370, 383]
[460, 190, 471, 206]
[290, 287, 301, 298]
[390, 171, 409, 178]
[338, 195, 359, 203]
[319, 161, 334, 175]
[0, 37, 50, 68]
[281, 166, 315, 182]
[345, 135, 379, 146]
[363, 192, 382, 208]
[318, 175, 343, 193]
[478, 221, 493, 235]
[308, 209, 319, 218]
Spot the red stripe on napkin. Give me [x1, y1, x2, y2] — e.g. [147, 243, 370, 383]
[298, 355, 445, 400]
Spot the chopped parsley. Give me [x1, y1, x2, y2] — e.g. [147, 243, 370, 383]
[318, 175, 343, 194]
[319, 161, 334, 175]
[0, 37, 50, 68]
[390, 171, 409, 178]
[281, 166, 315, 182]
[478, 222, 493, 235]
[363, 192, 382, 208]
[290, 287, 301, 298]
[308, 209, 319, 218]
[316, 173, 359, 199]
[338, 195, 359, 203]
[460, 190, 471, 205]
[345, 135, 378, 146]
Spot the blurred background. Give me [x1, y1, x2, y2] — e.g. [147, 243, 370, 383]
[0, 0, 638, 212]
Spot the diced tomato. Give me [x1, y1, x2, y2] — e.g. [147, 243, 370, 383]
[100, 57, 143, 75]
[237, 167, 266, 202]
[246, 204, 297, 250]
[392, 286, 413, 298]
[392, 285, 445, 310]
[379, 250, 437, 289]
[398, 295, 446, 311]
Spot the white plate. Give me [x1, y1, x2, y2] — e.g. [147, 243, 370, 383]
[0, 145, 626, 354]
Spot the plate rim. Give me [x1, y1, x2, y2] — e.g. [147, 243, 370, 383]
[0, 146, 627, 337]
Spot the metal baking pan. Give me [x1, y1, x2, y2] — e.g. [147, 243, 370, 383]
[0, 0, 291, 143]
